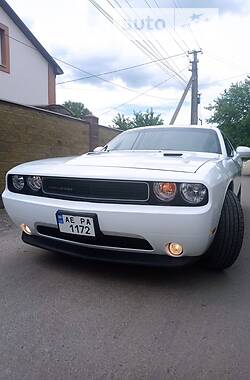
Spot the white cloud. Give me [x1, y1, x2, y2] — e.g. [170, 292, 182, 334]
[6, 0, 250, 126]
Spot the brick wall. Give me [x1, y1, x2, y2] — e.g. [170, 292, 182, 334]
[99, 125, 120, 147]
[0, 100, 120, 207]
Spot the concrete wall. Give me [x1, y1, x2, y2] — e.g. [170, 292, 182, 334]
[0, 100, 120, 207]
[242, 161, 250, 175]
[0, 6, 49, 105]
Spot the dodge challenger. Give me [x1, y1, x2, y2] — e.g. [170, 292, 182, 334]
[2, 125, 250, 270]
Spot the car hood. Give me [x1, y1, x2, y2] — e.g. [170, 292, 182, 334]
[10, 151, 221, 179]
[64, 151, 219, 174]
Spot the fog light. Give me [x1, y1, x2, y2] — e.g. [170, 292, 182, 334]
[20, 224, 32, 235]
[166, 242, 183, 256]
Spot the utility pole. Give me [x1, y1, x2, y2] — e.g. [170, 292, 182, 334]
[189, 50, 202, 125]
[169, 77, 192, 125]
[169, 49, 202, 125]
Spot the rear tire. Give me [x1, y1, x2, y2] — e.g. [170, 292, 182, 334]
[202, 190, 244, 270]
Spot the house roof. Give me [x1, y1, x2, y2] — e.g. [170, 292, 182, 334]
[0, 0, 63, 75]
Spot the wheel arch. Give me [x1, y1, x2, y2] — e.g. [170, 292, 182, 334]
[222, 180, 234, 203]
[216, 180, 235, 221]
[228, 181, 234, 192]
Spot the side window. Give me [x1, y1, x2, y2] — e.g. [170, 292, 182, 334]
[227, 138, 236, 156]
[222, 134, 234, 157]
[0, 23, 10, 74]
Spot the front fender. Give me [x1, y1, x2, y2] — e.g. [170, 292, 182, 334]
[197, 160, 239, 229]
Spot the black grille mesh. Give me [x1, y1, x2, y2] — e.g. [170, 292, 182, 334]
[42, 177, 149, 202]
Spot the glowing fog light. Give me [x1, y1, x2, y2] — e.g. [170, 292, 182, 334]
[166, 242, 183, 256]
[20, 224, 32, 235]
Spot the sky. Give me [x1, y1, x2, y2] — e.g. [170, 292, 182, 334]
[6, 0, 250, 126]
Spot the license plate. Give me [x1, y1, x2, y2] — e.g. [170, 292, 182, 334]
[57, 213, 95, 237]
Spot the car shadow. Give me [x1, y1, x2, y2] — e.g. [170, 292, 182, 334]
[34, 248, 230, 291]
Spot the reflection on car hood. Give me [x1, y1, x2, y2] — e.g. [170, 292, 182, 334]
[65, 150, 220, 174]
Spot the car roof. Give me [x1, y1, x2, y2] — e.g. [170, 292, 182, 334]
[124, 125, 219, 133]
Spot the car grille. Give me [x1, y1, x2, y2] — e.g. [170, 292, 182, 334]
[42, 177, 149, 203]
[36, 226, 153, 251]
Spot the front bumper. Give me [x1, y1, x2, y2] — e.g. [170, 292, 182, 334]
[22, 233, 197, 267]
[3, 190, 219, 258]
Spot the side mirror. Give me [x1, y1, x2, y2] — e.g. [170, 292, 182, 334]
[93, 146, 104, 153]
[236, 146, 250, 158]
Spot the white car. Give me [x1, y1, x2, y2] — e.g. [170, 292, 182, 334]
[2, 125, 250, 270]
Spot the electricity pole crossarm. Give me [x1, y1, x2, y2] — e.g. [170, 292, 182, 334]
[169, 77, 192, 125]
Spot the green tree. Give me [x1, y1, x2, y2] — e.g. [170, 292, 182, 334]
[207, 77, 250, 147]
[63, 101, 90, 119]
[112, 113, 134, 131]
[112, 108, 164, 130]
[133, 108, 164, 128]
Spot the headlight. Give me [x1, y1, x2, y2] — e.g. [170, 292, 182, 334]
[180, 183, 207, 204]
[12, 175, 25, 191]
[153, 182, 177, 202]
[27, 176, 43, 192]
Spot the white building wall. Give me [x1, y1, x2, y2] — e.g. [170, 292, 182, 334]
[0, 7, 49, 105]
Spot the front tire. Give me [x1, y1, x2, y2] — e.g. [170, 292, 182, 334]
[202, 190, 244, 270]
[237, 186, 242, 203]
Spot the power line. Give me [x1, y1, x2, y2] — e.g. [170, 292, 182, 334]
[148, 0, 191, 53]
[8, 32, 189, 102]
[114, 0, 187, 62]
[172, 0, 201, 50]
[7, 33, 186, 100]
[55, 54, 184, 99]
[6, 13, 193, 116]
[104, 0, 181, 79]
[108, 0, 187, 82]
[128, 0, 188, 68]
[151, 0, 201, 51]
[90, 0, 188, 84]
[57, 52, 186, 85]
[100, 66, 188, 116]
[119, 0, 187, 82]
[6, 34, 131, 91]
[143, 0, 189, 81]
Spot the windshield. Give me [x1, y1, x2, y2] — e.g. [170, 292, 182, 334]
[107, 128, 222, 154]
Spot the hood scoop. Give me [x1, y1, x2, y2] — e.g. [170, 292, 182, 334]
[163, 153, 183, 157]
